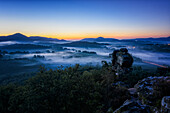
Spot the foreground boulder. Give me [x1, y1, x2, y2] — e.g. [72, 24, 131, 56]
[112, 99, 151, 113]
[134, 76, 170, 106]
[161, 96, 170, 113]
[111, 76, 170, 113]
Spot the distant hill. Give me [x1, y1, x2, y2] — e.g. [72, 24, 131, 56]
[0, 33, 67, 42]
[81, 36, 170, 42]
[58, 41, 110, 48]
[81, 37, 118, 42]
[0, 44, 51, 49]
[125, 36, 170, 42]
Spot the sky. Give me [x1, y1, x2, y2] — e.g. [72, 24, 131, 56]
[0, 0, 170, 40]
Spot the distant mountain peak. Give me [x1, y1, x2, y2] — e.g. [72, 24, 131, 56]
[0, 33, 67, 42]
[13, 33, 23, 35]
[97, 37, 104, 39]
[10, 33, 27, 38]
[81, 37, 118, 42]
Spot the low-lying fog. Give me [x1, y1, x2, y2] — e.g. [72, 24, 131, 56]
[0, 40, 170, 77]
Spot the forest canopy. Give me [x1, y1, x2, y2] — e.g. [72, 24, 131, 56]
[0, 63, 170, 113]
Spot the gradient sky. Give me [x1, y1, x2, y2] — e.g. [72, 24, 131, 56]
[0, 0, 170, 39]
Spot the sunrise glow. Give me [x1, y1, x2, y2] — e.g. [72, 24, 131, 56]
[0, 0, 170, 40]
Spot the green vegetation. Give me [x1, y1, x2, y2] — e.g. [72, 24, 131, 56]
[141, 44, 170, 52]
[60, 41, 109, 48]
[0, 63, 169, 113]
[0, 54, 2, 58]
[0, 44, 51, 50]
[9, 51, 29, 54]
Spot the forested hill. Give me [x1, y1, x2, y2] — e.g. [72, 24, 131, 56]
[0, 33, 66, 42]
[0, 63, 170, 113]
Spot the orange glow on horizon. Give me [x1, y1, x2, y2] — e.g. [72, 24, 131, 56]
[0, 32, 170, 40]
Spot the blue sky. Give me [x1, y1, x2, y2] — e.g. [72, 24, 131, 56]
[0, 0, 170, 39]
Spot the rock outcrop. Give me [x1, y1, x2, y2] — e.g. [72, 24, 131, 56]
[111, 76, 170, 113]
[161, 96, 170, 113]
[134, 76, 170, 105]
[112, 99, 151, 113]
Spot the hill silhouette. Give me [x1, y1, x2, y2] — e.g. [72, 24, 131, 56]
[0, 33, 66, 42]
[124, 36, 170, 41]
[81, 37, 118, 42]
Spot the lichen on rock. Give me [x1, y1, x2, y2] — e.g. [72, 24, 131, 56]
[161, 96, 170, 113]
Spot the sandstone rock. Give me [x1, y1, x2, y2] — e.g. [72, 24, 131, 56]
[128, 88, 137, 95]
[161, 96, 170, 113]
[109, 76, 170, 113]
[134, 76, 170, 105]
[112, 99, 151, 113]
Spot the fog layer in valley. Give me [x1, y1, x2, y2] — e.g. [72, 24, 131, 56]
[0, 39, 170, 82]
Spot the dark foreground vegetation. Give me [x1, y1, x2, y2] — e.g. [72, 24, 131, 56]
[0, 63, 170, 113]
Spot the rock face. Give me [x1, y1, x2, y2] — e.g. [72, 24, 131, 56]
[161, 96, 170, 113]
[112, 76, 170, 113]
[113, 99, 151, 113]
[134, 76, 170, 105]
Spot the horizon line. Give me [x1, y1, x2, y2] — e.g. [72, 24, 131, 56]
[0, 32, 170, 40]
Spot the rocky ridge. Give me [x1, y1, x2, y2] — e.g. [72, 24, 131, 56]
[110, 76, 170, 113]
